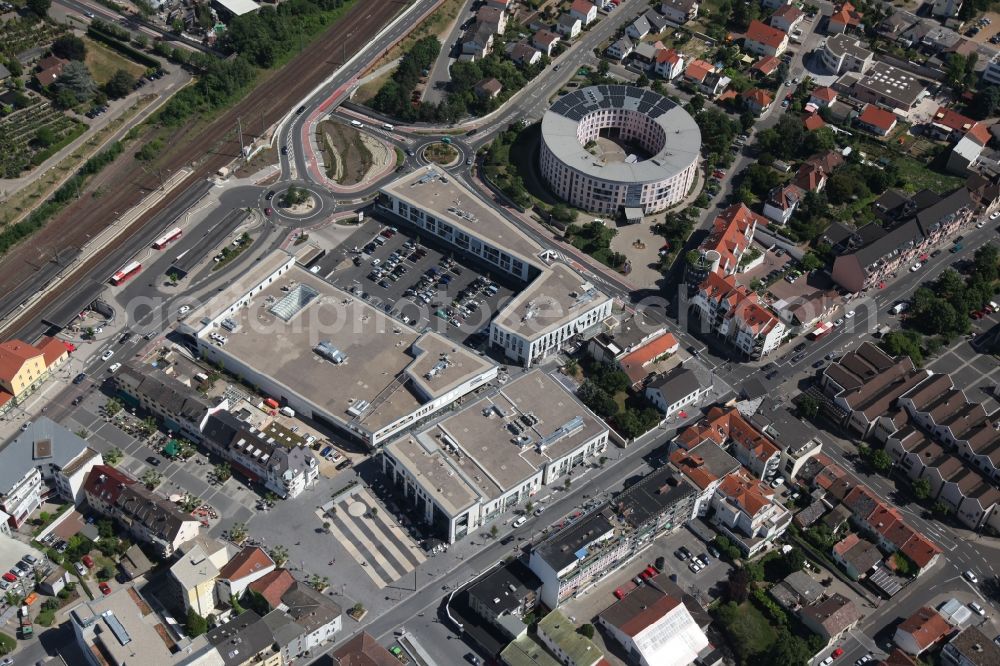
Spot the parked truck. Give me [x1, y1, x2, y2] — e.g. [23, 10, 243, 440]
[19, 614, 33, 637]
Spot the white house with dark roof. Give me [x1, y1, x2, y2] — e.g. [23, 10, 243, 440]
[645, 364, 712, 417]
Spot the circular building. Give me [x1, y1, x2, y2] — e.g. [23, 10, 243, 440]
[539, 85, 701, 215]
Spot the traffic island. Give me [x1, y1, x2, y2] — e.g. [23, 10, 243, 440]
[423, 141, 459, 166]
[278, 185, 319, 215]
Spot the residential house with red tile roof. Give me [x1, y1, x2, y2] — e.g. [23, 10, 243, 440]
[751, 55, 780, 78]
[893, 606, 953, 655]
[769, 4, 804, 32]
[804, 114, 826, 131]
[695, 203, 765, 276]
[744, 19, 789, 57]
[928, 106, 978, 142]
[683, 58, 715, 84]
[653, 47, 684, 79]
[691, 271, 786, 359]
[856, 104, 898, 136]
[831, 533, 883, 580]
[618, 331, 679, 386]
[0, 337, 68, 414]
[828, 1, 863, 33]
[330, 631, 400, 666]
[809, 86, 838, 107]
[248, 568, 296, 610]
[841, 485, 941, 572]
[677, 406, 782, 480]
[764, 182, 805, 224]
[570, 0, 598, 25]
[217, 546, 276, 603]
[742, 88, 773, 114]
[710, 468, 792, 556]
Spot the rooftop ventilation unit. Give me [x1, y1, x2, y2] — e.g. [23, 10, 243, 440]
[314, 341, 348, 364]
[347, 400, 370, 417]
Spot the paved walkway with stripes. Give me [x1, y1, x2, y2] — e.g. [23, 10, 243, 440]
[316, 487, 426, 589]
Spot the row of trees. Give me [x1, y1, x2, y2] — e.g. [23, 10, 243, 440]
[370, 36, 441, 121]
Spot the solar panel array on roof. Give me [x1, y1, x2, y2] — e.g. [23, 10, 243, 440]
[550, 85, 679, 122]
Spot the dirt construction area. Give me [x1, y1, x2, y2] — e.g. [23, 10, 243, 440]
[316, 120, 390, 185]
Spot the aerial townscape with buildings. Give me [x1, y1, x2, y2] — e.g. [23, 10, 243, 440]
[4, 0, 1000, 664]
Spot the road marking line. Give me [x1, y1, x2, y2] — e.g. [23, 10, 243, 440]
[323, 515, 387, 589]
[336, 503, 403, 581]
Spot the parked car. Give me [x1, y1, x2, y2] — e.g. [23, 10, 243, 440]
[513, 516, 527, 527]
[73, 373, 87, 384]
[99, 581, 112, 595]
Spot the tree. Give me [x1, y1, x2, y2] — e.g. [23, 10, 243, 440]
[26, 0, 50, 16]
[913, 477, 932, 501]
[797, 394, 820, 420]
[53, 61, 98, 105]
[269, 545, 288, 567]
[766, 629, 814, 666]
[141, 469, 162, 490]
[140, 416, 157, 437]
[369, 506, 378, 519]
[881, 330, 924, 366]
[972, 85, 1000, 119]
[52, 35, 87, 61]
[800, 251, 824, 272]
[725, 566, 750, 603]
[104, 69, 137, 99]
[597, 59, 609, 76]
[525, 501, 534, 514]
[213, 462, 232, 483]
[105, 398, 122, 416]
[490, 525, 499, 538]
[97, 519, 115, 539]
[105, 447, 123, 466]
[577, 623, 595, 639]
[869, 449, 892, 474]
[186, 609, 208, 637]
[228, 522, 248, 544]
[781, 547, 806, 575]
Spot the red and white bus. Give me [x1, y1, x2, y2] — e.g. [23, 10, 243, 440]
[152, 227, 182, 250]
[110, 261, 142, 286]
[808, 321, 833, 340]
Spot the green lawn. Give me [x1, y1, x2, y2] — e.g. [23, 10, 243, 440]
[83, 37, 146, 85]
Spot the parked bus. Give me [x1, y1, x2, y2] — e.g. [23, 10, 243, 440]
[110, 261, 142, 286]
[808, 321, 833, 340]
[152, 227, 182, 250]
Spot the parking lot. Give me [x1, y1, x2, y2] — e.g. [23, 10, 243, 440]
[558, 522, 731, 663]
[315, 215, 519, 346]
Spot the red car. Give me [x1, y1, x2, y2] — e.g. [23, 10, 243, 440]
[264, 207, 272, 217]
[1, 573, 15, 583]
[99, 582, 111, 596]
[832, 648, 844, 658]
[81, 555, 95, 569]
[613, 588, 625, 599]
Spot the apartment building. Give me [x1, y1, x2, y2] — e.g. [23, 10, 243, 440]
[528, 467, 695, 608]
[710, 469, 792, 556]
[820, 33, 874, 74]
[0, 418, 102, 529]
[114, 364, 225, 443]
[201, 410, 319, 499]
[83, 465, 200, 558]
[693, 203, 765, 278]
[821, 342, 930, 438]
[691, 271, 786, 359]
[0, 336, 68, 416]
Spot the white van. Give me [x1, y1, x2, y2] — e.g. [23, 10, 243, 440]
[280, 406, 296, 418]
[382, 123, 394, 131]
[350, 120, 363, 128]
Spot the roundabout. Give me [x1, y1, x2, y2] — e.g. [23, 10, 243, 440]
[258, 182, 335, 227]
[416, 139, 465, 169]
